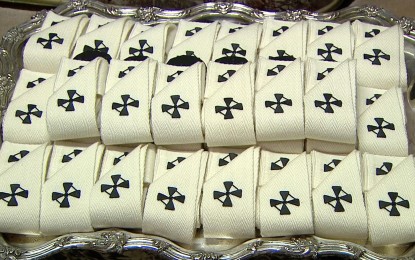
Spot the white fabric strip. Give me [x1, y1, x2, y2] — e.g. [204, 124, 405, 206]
[366, 155, 415, 246]
[306, 139, 356, 154]
[12, 69, 53, 100]
[216, 21, 248, 41]
[152, 148, 196, 182]
[258, 150, 300, 186]
[151, 63, 205, 145]
[23, 15, 89, 74]
[201, 147, 259, 239]
[40, 142, 104, 235]
[101, 59, 156, 145]
[205, 147, 247, 181]
[40, 11, 71, 30]
[304, 58, 340, 93]
[171, 20, 212, 47]
[142, 150, 207, 244]
[354, 25, 406, 89]
[313, 150, 368, 241]
[3, 76, 55, 144]
[352, 20, 389, 49]
[0, 144, 51, 235]
[358, 87, 408, 156]
[160, 143, 203, 152]
[255, 58, 293, 92]
[310, 150, 346, 190]
[258, 152, 313, 237]
[257, 140, 304, 154]
[259, 19, 297, 49]
[46, 58, 109, 141]
[356, 86, 387, 116]
[203, 63, 256, 147]
[307, 20, 341, 44]
[127, 23, 150, 39]
[84, 15, 115, 33]
[0, 141, 42, 175]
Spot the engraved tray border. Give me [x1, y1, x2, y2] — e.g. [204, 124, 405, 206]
[1, 1, 415, 259]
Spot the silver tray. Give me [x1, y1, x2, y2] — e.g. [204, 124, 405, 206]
[2, 1, 415, 259]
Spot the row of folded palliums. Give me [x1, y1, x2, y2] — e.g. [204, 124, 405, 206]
[0, 143, 415, 246]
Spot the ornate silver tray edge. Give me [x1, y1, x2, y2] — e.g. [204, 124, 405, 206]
[1, 1, 415, 259]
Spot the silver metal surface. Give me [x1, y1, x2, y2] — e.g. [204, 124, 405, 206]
[1, 1, 415, 259]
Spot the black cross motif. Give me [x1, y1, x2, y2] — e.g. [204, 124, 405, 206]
[8, 150, 30, 163]
[167, 51, 203, 66]
[363, 49, 390, 65]
[317, 68, 334, 80]
[101, 174, 130, 199]
[366, 94, 382, 105]
[365, 29, 381, 38]
[67, 66, 84, 77]
[126, 40, 153, 61]
[367, 118, 395, 138]
[318, 25, 334, 35]
[267, 64, 286, 76]
[323, 186, 352, 212]
[74, 40, 111, 62]
[167, 157, 186, 169]
[218, 153, 238, 166]
[317, 43, 342, 62]
[185, 27, 202, 36]
[270, 157, 290, 170]
[323, 159, 342, 172]
[379, 192, 410, 216]
[270, 191, 300, 215]
[112, 95, 140, 116]
[215, 43, 248, 64]
[118, 66, 135, 78]
[37, 33, 64, 49]
[273, 26, 289, 36]
[265, 93, 292, 113]
[113, 152, 129, 165]
[314, 93, 342, 113]
[52, 182, 81, 208]
[269, 50, 295, 61]
[57, 90, 84, 112]
[26, 77, 45, 89]
[0, 184, 29, 206]
[229, 26, 243, 33]
[376, 162, 393, 175]
[215, 98, 243, 120]
[213, 181, 242, 207]
[161, 95, 189, 119]
[62, 149, 82, 163]
[15, 104, 43, 124]
[167, 70, 183, 82]
[157, 187, 185, 211]
[51, 20, 63, 26]
[218, 70, 236, 82]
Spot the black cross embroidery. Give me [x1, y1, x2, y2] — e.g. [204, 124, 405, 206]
[74, 40, 111, 62]
[51, 20, 63, 26]
[265, 93, 292, 113]
[270, 191, 300, 215]
[367, 118, 395, 138]
[61, 149, 82, 163]
[215, 98, 243, 120]
[218, 153, 238, 166]
[8, 150, 30, 163]
[157, 187, 185, 211]
[273, 26, 289, 36]
[101, 174, 130, 199]
[127, 40, 153, 61]
[363, 49, 390, 65]
[26, 77, 45, 88]
[317, 68, 334, 80]
[323, 159, 342, 172]
[161, 95, 189, 119]
[379, 192, 410, 216]
[215, 43, 248, 64]
[366, 94, 382, 105]
[0, 184, 29, 206]
[37, 33, 64, 49]
[269, 50, 295, 61]
[270, 157, 290, 170]
[118, 66, 135, 78]
[314, 93, 342, 113]
[218, 70, 236, 82]
[57, 90, 84, 112]
[323, 186, 352, 212]
[67, 66, 84, 77]
[167, 70, 183, 82]
[376, 162, 393, 175]
[185, 27, 202, 36]
[113, 152, 129, 165]
[167, 157, 186, 169]
[213, 181, 242, 207]
[112, 95, 140, 116]
[365, 29, 381, 38]
[52, 183, 81, 208]
[15, 104, 43, 124]
[317, 43, 342, 62]
[229, 26, 243, 33]
[318, 25, 334, 35]
[267, 64, 286, 76]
